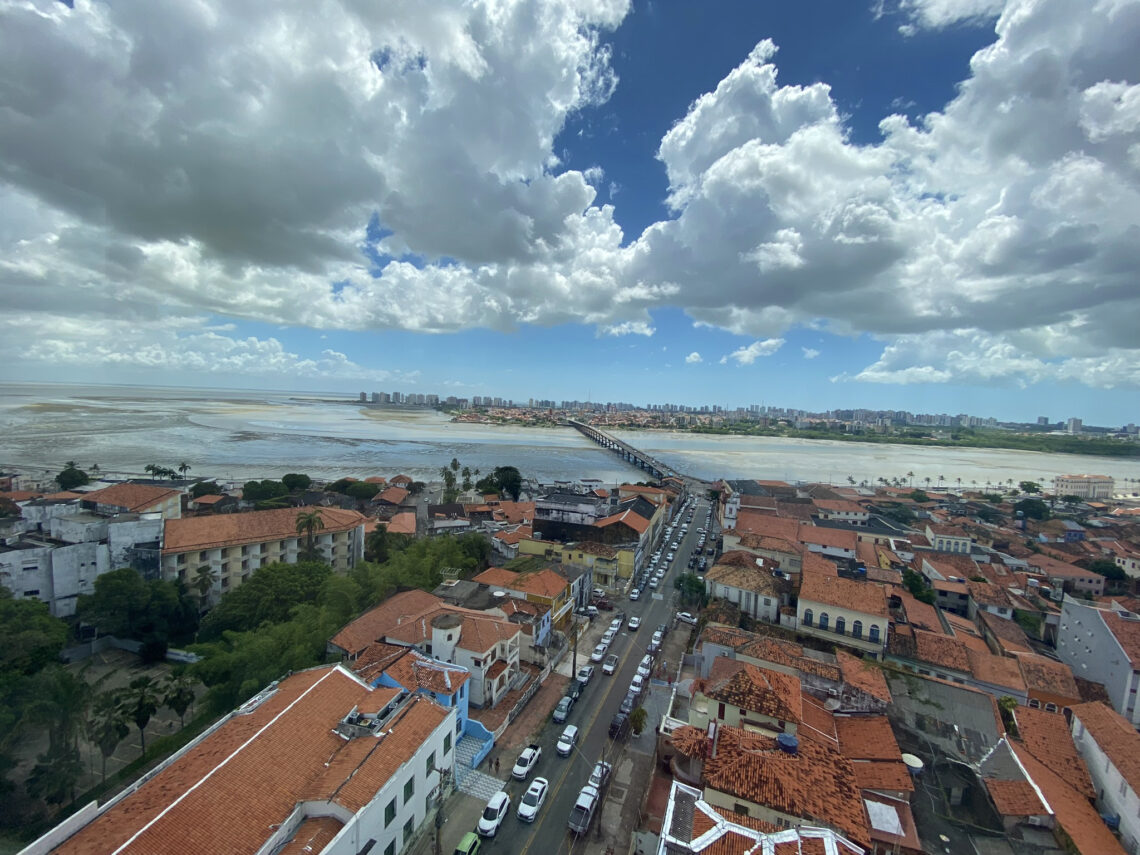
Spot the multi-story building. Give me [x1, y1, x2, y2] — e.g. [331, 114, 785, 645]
[472, 566, 574, 631]
[160, 506, 366, 595]
[925, 523, 975, 554]
[1056, 596, 1140, 726]
[1053, 474, 1114, 499]
[1070, 702, 1140, 854]
[703, 552, 786, 624]
[22, 664, 456, 855]
[796, 558, 890, 657]
[79, 482, 183, 520]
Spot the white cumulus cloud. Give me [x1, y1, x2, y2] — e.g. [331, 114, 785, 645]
[685, 351, 703, 363]
[720, 338, 785, 366]
[802, 347, 820, 359]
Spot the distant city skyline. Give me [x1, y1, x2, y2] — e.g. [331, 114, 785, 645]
[2, 3, 1137, 427]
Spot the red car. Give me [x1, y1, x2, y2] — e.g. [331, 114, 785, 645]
[592, 598, 614, 611]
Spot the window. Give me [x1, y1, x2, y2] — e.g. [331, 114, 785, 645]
[385, 798, 396, 827]
[803, 609, 813, 627]
[835, 616, 846, 636]
[818, 613, 830, 631]
[733, 803, 750, 816]
[403, 817, 414, 845]
[426, 750, 436, 775]
[24, 590, 39, 597]
[852, 620, 863, 639]
[384, 841, 395, 855]
[718, 703, 726, 720]
[403, 778, 414, 804]
[1028, 699, 1041, 708]
[869, 625, 881, 643]
[444, 733, 452, 754]
[1045, 703, 1058, 713]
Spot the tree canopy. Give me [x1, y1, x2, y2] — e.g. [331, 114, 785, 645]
[1014, 497, 1051, 520]
[57, 463, 89, 490]
[281, 473, 312, 491]
[241, 479, 289, 502]
[1018, 481, 1042, 494]
[475, 466, 523, 501]
[77, 568, 198, 646]
[197, 561, 332, 641]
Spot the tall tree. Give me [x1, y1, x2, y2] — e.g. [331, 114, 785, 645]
[295, 509, 326, 560]
[26, 742, 82, 806]
[87, 691, 130, 783]
[57, 462, 89, 490]
[161, 673, 197, 728]
[193, 565, 217, 610]
[178, 462, 191, 477]
[28, 665, 90, 754]
[120, 676, 160, 754]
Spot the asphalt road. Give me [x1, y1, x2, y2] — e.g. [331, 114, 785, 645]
[477, 497, 718, 855]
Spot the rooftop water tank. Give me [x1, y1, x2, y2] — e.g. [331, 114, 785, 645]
[776, 734, 799, 754]
[902, 753, 925, 776]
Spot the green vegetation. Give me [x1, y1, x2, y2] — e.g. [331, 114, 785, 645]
[907, 490, 930, 503]
[475, 466, 523, 501]
[77, 568, 199, 658]
[190, 480, 221, 498]
[674, 573, 707, 608]
[56, 462, 89, 490]
[902, 569, 936, 605]
[685, 423, 1140, 458]
[188, 532, 491, 715]
[1087, 559, 1127, 582]
[281, 473, 312, 491]
[346, 481, 382, 500]
[1014, 497, 1051, 521]
[241, 479, 289, 502]
[629, 706, 648, 736]
[1015, 610, 1042, 636]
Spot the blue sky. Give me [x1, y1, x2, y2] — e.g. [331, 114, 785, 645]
[2, 0, 1138, 424]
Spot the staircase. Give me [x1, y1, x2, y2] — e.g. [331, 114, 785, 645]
[453, 735, 503, 801]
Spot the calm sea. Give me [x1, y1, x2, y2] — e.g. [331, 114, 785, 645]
[2, 383, 1138, 490]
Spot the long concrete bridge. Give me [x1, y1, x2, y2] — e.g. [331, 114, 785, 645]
[565, 419, 681, 481]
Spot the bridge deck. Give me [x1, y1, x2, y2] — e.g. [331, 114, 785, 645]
[565, 419, 681, 480]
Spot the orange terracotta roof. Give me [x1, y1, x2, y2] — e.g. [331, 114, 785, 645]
[384, 511, 418, 535]
[382, 649, 470, 696]
[1013, 705, 1095, 800]
[799, 573, 889, 619]
[375, 486, 409, 504]
[1015, 654, 1079, 701]
[984, 778, 1047, 816]
[1010, 742, 1128, 855]
[190, 493, 227, 505]
[897, 590, 942, 633]
[363, 476, 387, 484]
[912, 629, 972, 673]
[82, 482, 181, 512]
[798, 695, 837, 745]
[390, 475, 413, 485]
[1070, 702, 1140, 795]
[1101, 610, 1140, 665]
[50, 666, 448, 855]
[596, 508, 650, 534]
[0, 490, 44, 502]
[700, 725, 870, 847]
[163, 506, 366, 554]
[966, 649, 1025, 692]
[835, 716, 902, 762]
[797, 524, 858, 551]
[330, 590, 444, 656]
[705, 561, 785, 597]
[851, 761, 914, 793]
[731, 514, 801, 541]
[966, 580, 1012, 609]
[976, 611, 1032, 653]
[276, 816, 343, 855]
[738, 636, 841, 682]
[702, 659, 803, 724]
[382, 607, 521, 655]
[814, 500, 865, 514]
[835, 651, 892, 704]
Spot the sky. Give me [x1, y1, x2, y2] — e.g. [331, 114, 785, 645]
[1, 0, 1138, 425]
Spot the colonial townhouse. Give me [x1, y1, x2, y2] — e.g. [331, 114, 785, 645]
[796, 557, 890, 657]
[23, 664, 456, 855]
[472, 566, 574, 631]
[703, 551, 788, 624]
[689, 657, 804, 735]
[925, 523, 975, 554]
[160, 506, 366, 595]
[813, 499, 870, 526]
[330, 590, 523, 710]
[79, 482, 184, 520]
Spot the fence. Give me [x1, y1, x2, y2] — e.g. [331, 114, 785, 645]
[60, 635, 199, 665]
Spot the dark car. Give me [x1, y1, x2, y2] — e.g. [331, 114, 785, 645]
[656, 623, 669, 637]
[619, 693, 636, 716]
[608, 713, 630, 740]
[566, 679, 585, 701]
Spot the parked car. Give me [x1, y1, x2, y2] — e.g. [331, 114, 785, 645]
[512, 744, 542, 780]
[656, 623, 669, 636]
[602, 628, 617, 645]
[636, 654, 653, 679]
[627, 615, 641, 631]
[594, 598, 614, 611]
[553, 696, 574, 723]
[516, 777, 548, 822]
[566, 679, 585, 701]
[567, 784, 600, 835]
[590, 643, 607, 663]
[477, 791, 510, 837]
[454, 832, 481, 855]
[630, 673, 645, 695]
[556, 724, 578, 756]
[584, 605, 599, 618]
[647, 634, 661, 654]
[630, 587, 641, 600]
[588, 760, 613, 789]
[608, 712, 630, 740]
[619, 693, 635, 715]
[576, 665, 595, 685]
[602, 653, 619, 675]
[677, 612, 698, 625]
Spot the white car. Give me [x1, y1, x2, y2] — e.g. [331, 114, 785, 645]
[602, 653, 619, 675]
[477, 791, 510, 837]
[609, 617, 623, 632]
[627, 615, 641, 631]
[602, 628, 617, 645]
[556, 724, 579, 756]
[630, 673, 645, 695]
[516, 777, 548, 822]
[577, 665, 595, 685]
[636, 654, 653, 679]
[648, 577, 659, 589]
[590, 643, 608, 663]
[630, 588, 641, 601]
[512, 744, 542, 780]
[677, 612, 698, 625]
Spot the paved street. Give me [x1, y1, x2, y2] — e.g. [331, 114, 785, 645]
[420, 494, 716, 855]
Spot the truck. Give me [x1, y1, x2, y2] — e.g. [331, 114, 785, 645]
[512, 744, 542, 780]
[567, 784, 599, 835]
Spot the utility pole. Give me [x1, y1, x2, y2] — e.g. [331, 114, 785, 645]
[571, 618, 578, 674]
[433, 766, 451, 855]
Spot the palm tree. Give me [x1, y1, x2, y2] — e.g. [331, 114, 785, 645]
[90, 463, 100, 476]
[924, 477, 932, 488]
[87, 691, 130, 783]
[162, 674, 197, 729]
[847, 476, 855, 485]
[144, 464, 157, 477]
[956, 477, 962, 490]
[178, 462, 191, 477]
[907, 471, 915, 487]
[120, 676, 160, 755]
[295, 509, 325, 559]
[193, 565, 217, 610]
[938, 474, 945, 488]
[29, 665, 91, 755]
